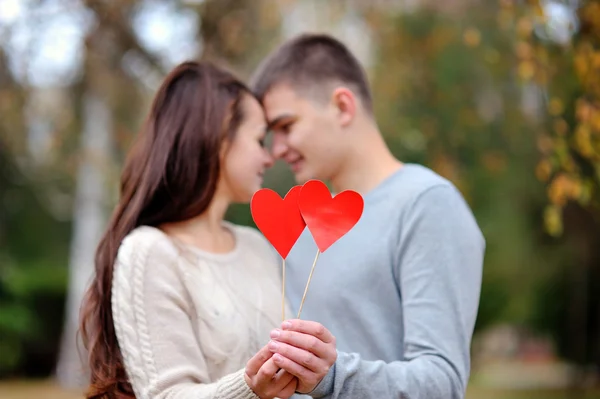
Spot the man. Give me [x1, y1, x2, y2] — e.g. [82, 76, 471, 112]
[249, 33, 485, 399]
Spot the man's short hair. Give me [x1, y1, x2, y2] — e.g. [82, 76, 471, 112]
[250, 33, 373, 114]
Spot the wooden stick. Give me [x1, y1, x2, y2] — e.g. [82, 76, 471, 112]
[282, 258, 286, 323]
[297, 250, 320, 319]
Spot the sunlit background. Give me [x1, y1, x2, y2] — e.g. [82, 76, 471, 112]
[1, 0, 599, 398]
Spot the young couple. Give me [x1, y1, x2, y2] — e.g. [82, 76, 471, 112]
[79, 33, 485, 399]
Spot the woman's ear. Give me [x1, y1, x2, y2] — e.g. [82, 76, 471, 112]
[331, 87, 356, 127]
[219, 139, 231, 163]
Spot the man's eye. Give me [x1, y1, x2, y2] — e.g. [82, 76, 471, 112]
[280, 123, 292, 134]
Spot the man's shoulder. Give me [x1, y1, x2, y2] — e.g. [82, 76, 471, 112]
[376, 163, 455, 205]
[393, 165, 484, 243]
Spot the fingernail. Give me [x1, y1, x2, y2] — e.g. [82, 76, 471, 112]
[282, 321, 292, 330]
[268, 341, 278, 351]
[270, 329, 280, 338]
[273, 354, 283, 362]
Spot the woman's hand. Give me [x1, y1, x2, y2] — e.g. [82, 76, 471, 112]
[267, 319, 337, 394]
[244, 344, 298, 399]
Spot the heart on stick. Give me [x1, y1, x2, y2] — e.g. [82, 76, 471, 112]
[250, 185, 306, 258]
[298, 180, 364, 252]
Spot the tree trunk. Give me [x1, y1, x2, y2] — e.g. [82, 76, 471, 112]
[55, 91, 112, 389]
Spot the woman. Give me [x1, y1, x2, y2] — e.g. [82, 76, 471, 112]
[78, 61, 335, 399]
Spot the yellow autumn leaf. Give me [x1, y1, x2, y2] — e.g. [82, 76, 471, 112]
[593, 52, 600, 68]
[517, 17, 533, 37]
[548, 98, 564, 116]
[544, 205, 563, 237]
[570, 177, 583, 200]
[516, 41, 532, 59]
[575, 124, 594, 158]
[463, 28, 481, 47]
[548, 174, 569, 206]
[548, 173, 583, 206]
[518, 61, 535, 80]
[576, 99, 591, 122]
[536, 159, 553, 182]
[590, 111, 600, 133]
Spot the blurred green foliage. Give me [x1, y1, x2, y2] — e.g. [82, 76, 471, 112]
[0, 146, 70, 376]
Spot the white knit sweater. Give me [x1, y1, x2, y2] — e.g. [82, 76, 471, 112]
[112, 223, 291, 399]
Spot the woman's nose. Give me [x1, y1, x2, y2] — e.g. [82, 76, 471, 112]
[270, 133, 288, 159]
[263, 149, 275, 168]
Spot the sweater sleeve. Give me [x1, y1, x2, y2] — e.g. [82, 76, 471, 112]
[111, 228, 260, 399]
[307, 184, 485, 399]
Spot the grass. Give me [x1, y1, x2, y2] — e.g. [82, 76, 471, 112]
[0, 380, 83, 399]
[467, 387, 600, 399]
[0, 380, 599, 399]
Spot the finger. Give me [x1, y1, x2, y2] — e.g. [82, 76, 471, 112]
[271, 329, 330, 358]
[272, 368, 295, 392]
[272, 353, 321, 389]
[278, 377, 299, 399]
[269, 340, 326, 373]
[255, 357, 280, 386]
[282, 319, 335, 344]
[255, 360, 294, 396]
[246, 344, 274, 378]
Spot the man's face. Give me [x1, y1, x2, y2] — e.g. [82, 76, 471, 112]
[262, 83, 342, 184]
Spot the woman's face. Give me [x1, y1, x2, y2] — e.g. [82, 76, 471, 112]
[220, 94, 274, 202]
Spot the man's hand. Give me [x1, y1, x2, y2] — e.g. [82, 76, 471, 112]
[245, 344, 298, 399]
[267, 319, 337, 394]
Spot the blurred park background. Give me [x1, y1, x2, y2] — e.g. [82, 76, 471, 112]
[1, 0, 599, 398]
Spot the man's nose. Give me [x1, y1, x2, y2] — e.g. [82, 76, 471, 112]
[263, 148, 274, 169]
[270, 133, 288, 159]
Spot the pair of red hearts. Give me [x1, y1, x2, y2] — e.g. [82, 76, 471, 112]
[251, 180, 364, 258]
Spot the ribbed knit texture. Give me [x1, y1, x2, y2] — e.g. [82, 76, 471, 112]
[112, 223, 290, 399]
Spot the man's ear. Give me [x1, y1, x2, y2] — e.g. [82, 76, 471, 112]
[331, 87, 356, 127]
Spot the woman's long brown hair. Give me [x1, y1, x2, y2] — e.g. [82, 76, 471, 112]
[78, 61, 254, 398]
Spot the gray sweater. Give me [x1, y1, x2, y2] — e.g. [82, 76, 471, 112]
[286, 164, 485, 399]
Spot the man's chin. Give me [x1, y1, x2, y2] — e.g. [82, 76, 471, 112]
[293, 171, 310, 185]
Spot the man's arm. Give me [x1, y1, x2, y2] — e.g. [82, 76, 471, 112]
[274, 184, 485, 399]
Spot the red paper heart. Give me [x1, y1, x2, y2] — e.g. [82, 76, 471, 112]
[251, 185, 306, 259]
[298, 180, 364, 252]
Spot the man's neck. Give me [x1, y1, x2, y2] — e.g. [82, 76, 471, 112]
[330, 131, 403, 195]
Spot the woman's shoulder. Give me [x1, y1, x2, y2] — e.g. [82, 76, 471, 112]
[116, 225, 181, 271]
[124, 224, 171, 242]
[112, 226, 191, 311]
